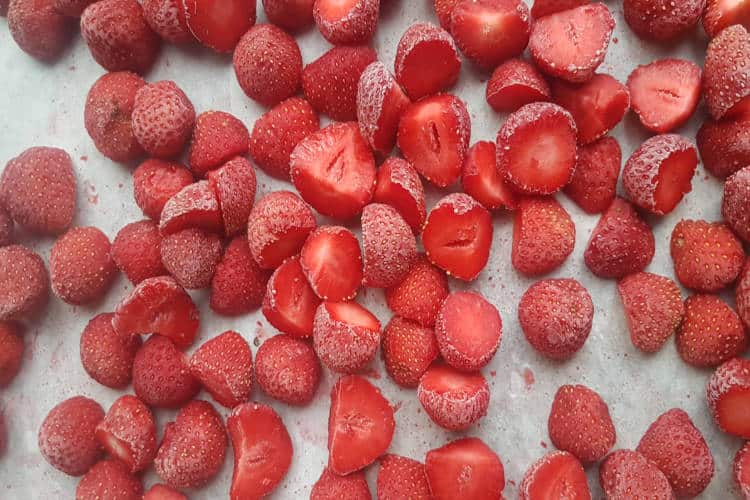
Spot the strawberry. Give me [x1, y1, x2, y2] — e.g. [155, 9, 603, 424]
[485, 58, 551, 113]
[624, 0, 705, 42]
[739, 263, 750, 329]
[450, 0, 530, 69]
[357, 61, 411, 154]
[95, 395, 156, 473]
[262, 0, 315, 31]
[311, 468, 371, 500]
[188, 111, 250, 178]
[599, 449, 675, 500]
[155, 400, 227, 489]
[617, 272, 684, 353]
[182, 0, 255, 52]
[512, 197, 575, 276]
[262, 256, 321, 338]
[76, 459, 142, 500]
[425, 438, 505, 500]
[461, 141, 519, 210]
[531, 0, 588, 18]
[142, 0, 192, 44]
[520, 451, 591, 500]
[80, 313, 141, 389]
[708, 357, 750, 438]
[302, 46, 377, 121]
[133, 159, 194, 221]
[227, 403, 292, 499]
[210, 236, 270, 316]
[0, 246, 49, 321]
[735, 442, 750, 498]
[496, 102, 577, 194]
[395, 22, 462, 100]
[433, 0, 459, 29]
[704, 0, 750, 38]
[313, 301, 381, 373]
[312, 0, 378, 45]
[328, 375, 395, 475]
[381, 316, 439, 388]
[564, 136, 621, 214]
[704, 25, 750, 120]
[249, 97, 319, 180]
[160, 228, 222, 290]
[38, 396, 104, 476]
[54, 0, 96, 19]
[548, 384, 616, 463]
[385, 255, 449, 327]
[132, 81, 195, 159]
[291, 122, 376, 220]
[378, 454, 431, 500]
[144, 484, 187, 500]
[529, 3, 614, 83]
[697, 116, 750, 178]
[300, 226, 363, 301]
[724, 166, 750, 242]
[361, 203, 418, 288]
[189, 330, 253, 408]
[7, 0, 73, 61]
[255, 334, 321, 405]
[206, 156, 256, 237]
[0, 322, 23, 387]
[233, 24, 302, 106]
[373, 158, 427, 233]
[584, 197, 655, 279]
[519, 278, 594, 360]
[418, 362, 490, 430]
[0, 208, 12, 247]
[84, 71, 145, 162]
[132, 336, 200, 408]
[637, 408, 714, 496]
[112, 220, 167, 285]
[158, 181, 223, 235]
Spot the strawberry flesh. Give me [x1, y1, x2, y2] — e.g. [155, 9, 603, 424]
[373, 157, 427, 233]
[300, 226, 363, 302]
[182, 0, 256, 52]
[262, 256, 321, 338]
[425, 438, 505, 500]
[159, 181, 223, 236]
[485, 58, 551, 113]
[395, 22, 461, 100]
[520, 451, 591, 500]
[461, 141, 518, 210]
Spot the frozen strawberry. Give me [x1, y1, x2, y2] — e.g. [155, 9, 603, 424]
[512, 197, 575, 276]
[112, 220, 166, 285]
[0, 322, 23, 387]
[0, 245, 49, 321]
[227, 403, 292, 498]
[564, 137, 621, 214]
[531, 0, 588, 18]
[95, 395, 156, 473]
[312, 468, 370, 500]
[52, 0, 93, 16]
[249, 97, 319, 180]
[378, 454, 431, 500]
[161, 228, 222, 290]
[262, 0, 314, 31]
[398, 95, 470, 188]
[188, 111, 249, 178]
[704, 25, 750, 120]
[133, 159, 194, 221]
[697, 116, 750, 178]
[433, 0, 459, 29]
[530, 3, 614, 83]
[155, 400, 227, 489]
[80, 0, 160, 73]
[724, 167, 750, 242]
[599, 449, 674, 500]
[357, 61, 411, 154]
[189, 330, 253, 408]
[7, 0, 73, 61]
[426, 439, 504, 500]
[486, 58, 551, 113]
[38, 396, 104, 476]
[735, 442, 750, 498]
[739, 263, 750, 329]
[373, 158, 426, 233]
[312, 0, 378, 44]
[159, 181, 223, 235]
[0, 208, 13, 248]
[395, 22, 462, 100]
[50, 227, 116, 305]
[183, 0, 255, 52]
[302, 46, 377, 122]
[451, 0, 530, 69]
[520, 451, 590, 500]
[84, 71, 145, 162]
[386, 257, 448, 328]
[704, 0, 750, 38]
[76, 459, 143, 500]
[637, 409, 714, 496]
[300, 226, 363, 301]
[624, 0, 705, 42]
[291, 122, 376, 219]
[132, 81, 195, 159]
[0, 146, 76, 235]
[255, 334, 321, 405]
[328, 375, 394, 475]
[496, 103, 577, 194]
[142, 0, 192, 43]
[144, 484, 187, 500]
[132, 336, 200, 408]
[618, 272, 684, 353]
[519, 278, 594, 360]
[80, 313, 141, 389]
[205, 157, 255, 237]
[113, 276, 199, 348]
[584, 197, 655, 279]
[382, 316, 439, 388]
[422, 193, 493, 281]
[210, 236, 270, 316]
[262, 256, 320, 337]
[313, 301, 381, 373]
[361, 204, 418, 288]
[418, 362, 490, 430]
[708, 357, 750, 438]
[462, 141, 518, 211]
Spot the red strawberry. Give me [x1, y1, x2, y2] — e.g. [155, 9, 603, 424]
[76, 459, 142, 500]
[328, 375, 395, 475]
[519, 278, 594, 360]
[529, 3, 614, 83]
[38, 396, 104, 476]
[262, 256, 321, 338]
[512, 197, 575, 276]
[0, 322, 23, 387]
[255, 334, 321, 405]
[311, 468, 370, 500]
[133, 159, 194, 221]
[159, 181, 223, 235]
[531, 0, 588, 18]
[433, 0, 459, 29]
[395, 22, 462, 100]
[697, 116, 750, 178]
[206, 156, 256, 237]
[708, 357, 750, 438]
[486, 58, 551, 113]
[312, 0, 378, 45]
[132, 81, 195, 158]
[704, 0, 750, 38]
[385, 255, 449, 327]
[425, 437, 505, 500]
[182, 0, 255, 52]
[95, 395, 156, 473]
[112, 220, 167, 285]
[724, 166, 750, 242]
[7, 0, 73, 61]
[300, 226, 363, 301]
[624, 0, 705, 42]
[381, 316, 439, 388]
[496, 102, 577, 194]
[520, 451, 591, 500]
[80, 313, 141, 389]
[361, 203, 418, 288]
[0, 245, 49, 321]
[188, 110, 249, 178]
[637, 408, 714, 497]
[357, 61, 411, 154]
[0, 208, 13, 247]
[599, 449, 675, 500]
[739, 262, 750, 329]
[160, 228, 222, 290]
[704, 25, 750, 120]
[313, 301, 381, 373]
[144, 484, 187, 500]
[52, 0, 94, 18]
[142, 0, 192, 44]
[132, 336, 200, 408]
[418, 362, 490, 430]
[155, 400, 227, 489]
[735, 442, 750, 498]
[189, 330, 253, 408]
[584, 197, 655, 279]
[462, 141, 519, 210]
[262, 0, 314, 31]
[378, 455, 430, 500]
[373, 158, 427, 233]
[210, 236, 270, 316]
[564, 136, 621, 214]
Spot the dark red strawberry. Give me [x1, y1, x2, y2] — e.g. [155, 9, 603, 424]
[624, 0, 705, 42]
[599, 449, 674, 500]
[485, 58, 551, 113]
[132, 336, 200, 408]
[738, 262, 750, 329]
[461, 141, 519, 210]
[311, 468, 370, 500]
[708, 357, 750, 438]
[357, 61, 411, 154]
[704, 0, 750, 38]
[189, 330, 253, 408]
[300, 226, 363, 302]
[312, 0, 378, 45]
[313, 301, 381, 373]
[512, 196, 575, 276]
[426, 438, 505, 500]
[373, 157, 427, 233]
[160, 228, 222, 290]
[262, 256, 321, 338]
[183, 0, 255, 52]
[188, 111, 250, 178]
[418, 362, 490, 430]
[564, 136, 621, 214]
[133, 159, 194, 222]
[433, 0, 460, 29]
[112, 220, 167, 285]
[381, 316, 439, 388]
[144, 484, 187, 500]
[361, 203, 418, 288]
[704, 25, 750, 120]
[520, 451, 591, 500]
[95, 395, 156, 473]
[385, 254, 450, 327]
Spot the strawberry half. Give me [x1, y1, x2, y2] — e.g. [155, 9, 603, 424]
[697, 116, 750, 178]
[385, 254, 450, 327]
[531, 0, 589, 18]
[734, 442, 750, 498]
[158, 181, 223, 236]
[313, 301, 381, 373]
[311, 468, 370, 500]
[189, 330, 253, 408]
[361, 203, 418, 289]
[206, 156, 256, 237]
[378, 455, 431, 500]
[599, 449, 674, 500]
[485, 58, 551, 113]
[708, 357, 750, 438]
[357, 61, 411, 155]
[512, 196, 575, 276]
[723, 166, 750, 242]
[300, 226, 363, 302]
[417, 362, 490, 430]
[95, 395, 156, 473]
[704, 25, 750, 120]
[373, 157, 427, 233]
[382, 316, 439, 388]
[704, 0, 750, 38]
[182, 0, 255, 52]
[624, 0, 704, 42]
[564, 136, 621, 214]
[425, 438, 505, 500]
[255, 334, 321, 405]
[461, 141, 519, 211]
[312, 0, 379, 45]
[263, 256, 321, 338]
[520, 451, 591, 500]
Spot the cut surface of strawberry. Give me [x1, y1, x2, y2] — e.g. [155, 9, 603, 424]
[373, 157, 426, 233]
[519, 451, 591, 500]
[425, 437, 505, 500]
[263, 256, 321, 338]
[159, 180, 223, 236]
[182, 0, 255, 52]
[313, 301, 381, 373]
[486, 58, 551, 113]
[395, 22, 461, 100]
[300, 226, 362, 302]
[461, 141, 518, 211]
[708, 357, 750, 438]
[357, 61, 411, 155]
[417, 362, 490, 430]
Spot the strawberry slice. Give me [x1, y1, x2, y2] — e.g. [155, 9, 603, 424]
[512, 196, 575, 276]
[311, 468, 370, 500]
[599, 449, 674, 499]
[564, 136, 621, 214]
[373, 157, 427, 233]
[378, 455, 431, 500]
[397, 94, 470, 188]
[95, 395, 156, 474]
[461, 141, 519, 210]
[182, 0, 255, 52]
[708, 357, 750, 438]
[418, 362, 490, 430]
[313, 301, 381, 374]
[290, 122, 376, 220]
[496, 102, 577, 194]
[529, 3, 614, 83]
[531, 0, 588, 18]
[300, 226, 363, 301]
[704, 25, 750, 120]
[357, 61, 411, 155]
[734, 442, 750, 498]
[312, 0, 379, 45]
[328, 375, 395, 475]
[704, 0, 750, 38]
[520, 451, 591, 500]
[262, 256, 321, 338]
[485, 58, 551, 113]
[422, 193, 493, 281]
[425, 438, 505, 500]
[382, 316, 439, 388]
[159, 181, 223, 236]
[189, 330, 253, 408]
[697, 116, 750, 178]
[227, 403, 293, 499]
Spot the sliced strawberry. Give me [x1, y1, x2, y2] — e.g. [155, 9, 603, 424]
[624, 0, 705, 42]
[599, 449, 674, 500]
[290, 122, 376, 220]
[311, 468, 371, 500]
[724, 167, 750, 242]
[708, 357, 750, 438]
[328, 375, 395, 475]
[382, 316, 439, 388]
[357, 61, 411, 154]
[159, 181, 223, 235]
[520, 451, 591, 500]
[206, 156, 256, 237]
[385, 255, 450, 327]
[182, 0, 255, 52]
[397, 94, 470, 188]
[461, 141, 519, 210]
[418, 362, 490, 430]
[704, 0, 750, 38]
[312, 0, 378, 44]
[300, 226, 363, 301]
[564, 136, 621, 214]
[263, 256, 321, 338]
[75, 459, 143, 500]
[433, 0, 460, 29]
[255, 334, 321, 405]
[144, 484, 187, 500]
[512, 196, 575, 276]
[361, 203, 418, 289]
[422, 193, 493, 281]
[262, 0, 315, 31]
[697, 116, 750, 178]
[531, 0, 588, 18]
[189, 330, 253, 408]
[132, 336, 200, 408]
[378, 455, 430, 500]
[704, 25, 750, 120]
[209, 236, 270, 316]
[313, 301, 381, 373]
[373, 157, 427, 233]
[486, 58, 551, 113]
[95, 395, 156, 473]
[734, 442, 750, 498]
[425, 438, 505, 500]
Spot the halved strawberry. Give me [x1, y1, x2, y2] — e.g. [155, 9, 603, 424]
[382, 316, 439, 388]
[697, 116, 750, 178]
[263, 256, 321, 338]
[378, 455, 431, 500]
[373, 158, 427, 233]
[418, 362, 490, 430]
[425, 438, 505, 500]
[624, 0, 705, 42]
[708, 357, 750, 438]
[361, 203, 418, 289]
[486, 58, 551, 113]
[159, 181, 223, 235]
[564, 136, 621, 214]
[328, 375, 395, 475]
[422, 193, 493, 281]
[255, 334, 321, 405]
[357, 61, 411, 155]
[512, 196, 575, 276]
[189, 330, 253, 408]
[300, 226, 362, 301]
[704, 0, 750, 38]
[313, 301, 381, 373]
[385, 255, 450, 327]
[599, 449, 674, 500]
[182, 0, 255, 52]
[520, 451, 591, 500]
[312, 0, 378, 45]
[704, 25, 750, 120]
[206, 156, 256, 237]
[95, 395, 156, 473]
[311, 468, 370, 500]
[461, 141, 519, 210]
[290, 122, 376, 220]
[531, 0, 588, 18]
[724, 167, 750, 243]
[734, 442, 750, 498]
[397, 94, 470, 188]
